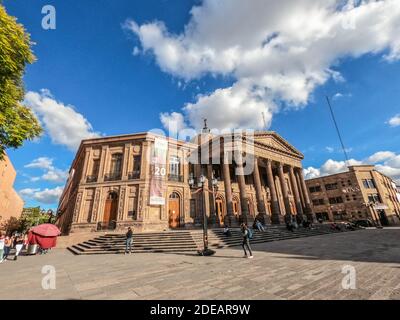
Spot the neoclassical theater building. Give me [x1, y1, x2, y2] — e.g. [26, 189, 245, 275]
[56, 129, 314, 234]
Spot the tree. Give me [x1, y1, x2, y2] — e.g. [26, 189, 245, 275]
[0, 4, 42, 159]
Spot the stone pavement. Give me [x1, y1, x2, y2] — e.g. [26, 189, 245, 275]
[1, 228, 400, 300]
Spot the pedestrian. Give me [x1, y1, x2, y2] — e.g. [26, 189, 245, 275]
[3, 235, 12, 261]
[125, 227, 133, 254]
[223, 225, 232, 237]
[240, 223, 253, 259]
[0, 232, 5, 263]
[255, 218, 265, 232]
[23, 233, 29, 250]
[14, 236, 24, 261]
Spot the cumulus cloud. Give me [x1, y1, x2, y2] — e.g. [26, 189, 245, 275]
[24, 157, 68, 183]
[160, 111, 187, 135]
[19, 186, 64, 205]
[388, 114, 400, 127]
[126, 0, 400, 130]
[24, 89, 101, 151]
[304, 151, 400, 184]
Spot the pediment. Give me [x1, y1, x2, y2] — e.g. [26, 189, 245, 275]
[252, 132, 303, 158]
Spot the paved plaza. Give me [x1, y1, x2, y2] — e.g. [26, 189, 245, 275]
[1, 228, 400, 300]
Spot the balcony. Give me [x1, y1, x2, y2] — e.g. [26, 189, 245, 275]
[86, 175, 98, 183]
[128, 171, 141, 180]
[168, 174, 184, 182]
[104, 172, 122, 182]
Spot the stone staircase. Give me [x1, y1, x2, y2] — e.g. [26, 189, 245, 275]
[68, 225, 358, 255]
[67, 230, 198, 255]
[191, 225, 351, 249]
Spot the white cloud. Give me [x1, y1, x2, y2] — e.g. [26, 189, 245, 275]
[24, 157, 68, 183]
[160, 111, 187, 135]
[24, 157, 53, 170]
[19, 186, 64, 205]
[126, 0, 400, 130]
[304, 151, 400, 184]
[388, 114, 400, 127]
[24, 89, 101, 151]
[325, 146, 334, 153]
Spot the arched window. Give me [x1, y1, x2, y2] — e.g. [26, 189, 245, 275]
[169, 192, 180, 199]
[107, 192, 118, 200]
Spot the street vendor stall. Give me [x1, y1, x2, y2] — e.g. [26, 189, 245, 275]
[27, 224, 61, 254]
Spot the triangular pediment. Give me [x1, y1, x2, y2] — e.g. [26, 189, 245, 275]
[252, 132, 303, 158]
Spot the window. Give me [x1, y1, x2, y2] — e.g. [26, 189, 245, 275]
[92, 159, 100, 176]
[169, 156, 181, 176]
[309, 185, 322, 193]
[316, 212, 329, 221]
[325, 183, 338, 190]
[368, 194, 381, 203]
[133, 155, 141, 173]
[212, 165, 222, 180]
[312, 199, 325, 206]
[329, 197, 343, 204]
[362, 179, 376, 189]
[110, 153, 122, 175]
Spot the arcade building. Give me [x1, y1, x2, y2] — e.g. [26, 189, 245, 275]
[56, 129, 315, 234]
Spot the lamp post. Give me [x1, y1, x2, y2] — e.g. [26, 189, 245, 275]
[189, 173, 216, 256]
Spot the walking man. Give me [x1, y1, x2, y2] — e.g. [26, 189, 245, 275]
[240, 223, 253, 259]
[125, 227, 133, 254]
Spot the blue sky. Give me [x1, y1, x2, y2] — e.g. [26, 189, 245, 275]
[3, 0, 400, 209]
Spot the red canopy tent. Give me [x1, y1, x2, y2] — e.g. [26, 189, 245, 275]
[28, 224, 61, 249]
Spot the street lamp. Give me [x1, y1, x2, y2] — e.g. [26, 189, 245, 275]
[189, 173, 216, 256]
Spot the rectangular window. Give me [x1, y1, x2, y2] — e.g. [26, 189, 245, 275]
[309, 185, 322, 193]
[91, 159, 100, 176]
[329, 197, 343, 204]
[362, 179, 376, 189]
[169, 156, 180, 176]
[368, 194, 381, 203]
[325, 183, 338, 190]
[312, 199, 325, 206]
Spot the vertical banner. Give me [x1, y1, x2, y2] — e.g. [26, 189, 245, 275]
[150, 138, 168, 205]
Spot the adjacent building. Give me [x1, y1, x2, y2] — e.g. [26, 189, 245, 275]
[306, 165, 400, 226]
[0, 153, 24, 227]
[56, 130, 314, 234]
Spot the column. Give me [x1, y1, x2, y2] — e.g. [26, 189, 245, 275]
[266, 159, 281, 224]
[98, 145, 108, 183]
[80, 147, 92, 183]
[236, 154, 251, 224]
[222, 157, 236, 226]
[253, 157, 270, 224]
[207, 164, 217, 225]
[296, 168, 315, 222]
[289, 166, 303, 220]
[278, 162, 292, 221]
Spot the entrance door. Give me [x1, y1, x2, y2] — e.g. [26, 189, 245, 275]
[233, 199, 239, 217]
[216, 198, 224, 226]
[378, 210, 389, 226]
[168, 192, 180, 228]
[103, 192, 118, 229]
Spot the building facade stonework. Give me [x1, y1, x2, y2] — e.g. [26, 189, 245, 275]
[306, 165, 400, 226]
[0, 153, 24, 227]
[56, 131, 315, 234]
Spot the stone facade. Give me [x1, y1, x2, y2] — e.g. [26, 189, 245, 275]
[56, 131, 314, 234]
[305, 165, 400, 226]
[0, 153, 24, 227]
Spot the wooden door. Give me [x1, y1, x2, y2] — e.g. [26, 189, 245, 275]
[216, 199, 224, 226]
[233, 199, 239, 216]
[168, 199, 180, 228]
[103, 193, 118, 229]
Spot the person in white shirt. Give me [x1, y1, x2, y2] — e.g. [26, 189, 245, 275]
[0, 232, 5, 263]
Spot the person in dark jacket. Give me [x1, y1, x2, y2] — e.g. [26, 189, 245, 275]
[240, 223, 253, 259]
[125, 227, 133, 254]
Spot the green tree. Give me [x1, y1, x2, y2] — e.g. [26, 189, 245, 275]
[0, 4, 42, 159]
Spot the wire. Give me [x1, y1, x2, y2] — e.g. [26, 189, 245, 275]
[326, 95, 349, 165]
